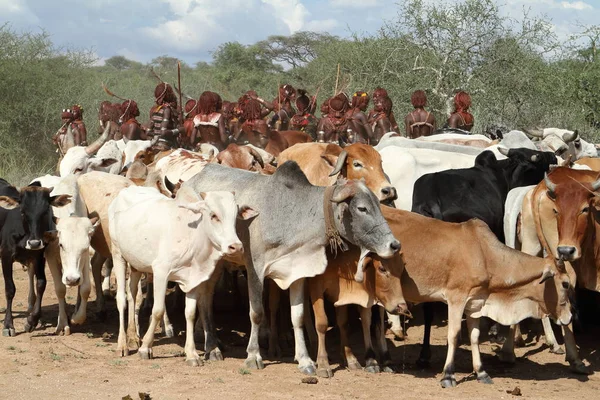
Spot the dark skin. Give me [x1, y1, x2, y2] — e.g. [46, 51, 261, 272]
[121, 120, 147, 141]
[448, 112, 473, 131]
[190, 117, 229, 151]
[147, 106, 181, 140]
[72, 119, 87, 145]
[404, 108, 436, 138]
[347, 105, 373, 144]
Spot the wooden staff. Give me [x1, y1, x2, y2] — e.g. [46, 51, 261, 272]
[177, 61, 184, 124]
[334, 64, 340, 95]
[102, 83, 127, 101]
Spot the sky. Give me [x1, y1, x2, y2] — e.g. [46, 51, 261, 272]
[1, 0, 599, 65]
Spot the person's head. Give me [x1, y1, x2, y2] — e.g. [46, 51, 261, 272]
[154, 83, 177, 106]
[373, 87, 389, 101]
[329, 93, 350, 117]
[411, 90, 427, 109]
[454, 91, 471, 112]
[295, 89, 310, 113]
[198, 91, 223, 115]
[279, 84, 296, 102]
[120, 100, 140, 121]
[61, 108, 74, 124]
[71, 104, 83, 120]
[243, 98, 263, 121]
[184, 99, 198, 118]
[351, 91, 370, 111]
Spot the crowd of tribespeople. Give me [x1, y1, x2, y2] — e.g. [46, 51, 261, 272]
[52, 83, 475, 155]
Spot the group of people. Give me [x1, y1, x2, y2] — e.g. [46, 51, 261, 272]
[52, 82, 475, 154]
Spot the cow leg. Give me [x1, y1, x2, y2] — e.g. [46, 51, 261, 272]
[563, 323, 591, 375]
[26, 265, 36, 314]
[440, 303, 463, 388]
[360, 306, 379, 373]
[139, 270, 168, 360]
[542, 317, 564, 354]
[311, 290, 332, 378]
[498, 325, 517, 364]
[71, 258, 91, 326]
[113, 250, 129, 356]
[102, 258, 113, 298]
[127, 270, 142, 351]
[417, 302, 434, 367]
[337, 305, 361, 370]
[513, 323, 525, 347]
[375, 307, 394, 372]
[289, 278, 316, 375]
[46, 253, 70, 335]
[24, 251, 46, 333]
[184, 286, 202, 366]
[466, 315, 493, 384]
[386, 313, 405, 340]
[1, 252, 16, 337]
[198, 268, 223, 361]
[268, 279, 282, 358]
[91, 252, 107, 320]
[244, 266, 265, 370]
[303, 295, 318, 350]
[161, 307, 174, 338]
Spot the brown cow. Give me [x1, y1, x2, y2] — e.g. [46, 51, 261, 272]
[380, 206, 573, 387]
[309, 247, 409, 378]
[500, 167, 600, 374]
[264, 130, 312, 157]
[574, 156, 600, 171]
[278, 143, 397, 202]
[216, 144, 276, 174]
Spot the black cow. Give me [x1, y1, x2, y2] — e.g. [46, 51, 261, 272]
[410, 148, 557, 366]
[0, 179, 70, 336]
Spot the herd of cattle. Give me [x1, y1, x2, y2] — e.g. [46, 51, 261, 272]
[1, 125, 599, 388]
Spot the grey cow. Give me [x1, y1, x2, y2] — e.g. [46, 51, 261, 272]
[183, 161, 400, 374]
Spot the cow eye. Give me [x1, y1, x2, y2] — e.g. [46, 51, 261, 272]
[378, 265, 386, 273]
[357, 206, 368, 212]
[353, 161, 363, 168]
[562, 281, 569, 290]
[211, 213, 220, 222]
[553, 209, 558, 215]
[582, 207, 589, 214]
[74, 167, 83, 173]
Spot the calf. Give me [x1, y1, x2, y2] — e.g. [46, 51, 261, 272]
[382, 206, 573, 387]
[109, 186, 257, 364]
[0, 180, 70, 336]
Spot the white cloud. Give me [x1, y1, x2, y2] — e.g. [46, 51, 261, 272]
[305, 18, 339, 32]
[329, 0, 378, 8]
[560, 1, 592, 10]
[262, 0, 310, 33]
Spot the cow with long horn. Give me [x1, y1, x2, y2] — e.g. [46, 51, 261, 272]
[58, 123, 118, 177]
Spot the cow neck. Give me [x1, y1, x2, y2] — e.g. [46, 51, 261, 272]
[324, 185, 348, 255]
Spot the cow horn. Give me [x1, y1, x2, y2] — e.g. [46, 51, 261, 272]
[524, 128, 544, 138]
[85, 123, 111, 155]
[591, 177, 600, 192]
[355, 247, 370, 283]
[328, 150, 348, 177]
[497, 146, 509, 156]
[65, 124, 75, 150]
[247, 147, 265, 169]
[562, 130, 578, 143]
[544, 173, 557, 194]
[539, 266, 555, 284]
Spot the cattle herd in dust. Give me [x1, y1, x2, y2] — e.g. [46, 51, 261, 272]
[1, 123, 600, 389]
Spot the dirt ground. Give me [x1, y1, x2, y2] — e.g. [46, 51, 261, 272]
[1, 266, 600, 400]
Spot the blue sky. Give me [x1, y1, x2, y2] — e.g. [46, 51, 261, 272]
[1, 0, 599, 65]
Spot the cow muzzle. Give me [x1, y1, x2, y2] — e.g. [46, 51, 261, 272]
[63, 273, 82, 287]
[25, 239, 44, 250]
[388, 302, 412, 318]
[380, 186, 398, 202]
[557, 246, 578, 262]
[224, 241, 244, 256]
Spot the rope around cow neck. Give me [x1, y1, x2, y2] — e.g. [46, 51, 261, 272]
[323, 185, 348, 256]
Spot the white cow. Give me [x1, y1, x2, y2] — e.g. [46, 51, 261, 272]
[120, 140, 152, 170]
[528, 128, 597, 160]
[380, 146, 476, 210]
[154, 149, 211, 183]
[59, 124, 119, 177]
[109, 186, 257, 365]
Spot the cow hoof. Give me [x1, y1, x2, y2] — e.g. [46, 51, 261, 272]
[208, 349, 223, 361]
[365, 365, 380, 374]
[299, 364, 316, 376]
[244, 358, 264, 370]
[2, 328, 16, 337]
[416, 358, 430, 368]
[347, 361, 361, 371]
[70, 316, 86, 326]
[382, 365, 396, 373]
[23, 322, 34, 333]
[549, 346, 565, 355]
[317, 367, 333, 378]
[186, 358, 203, 367]
[55, 325, 71, 336]
[477, 372, 494, 384]
[570, 361, 592, 375]
[138, 348, 153, 360]
[440, 377, 457, 388]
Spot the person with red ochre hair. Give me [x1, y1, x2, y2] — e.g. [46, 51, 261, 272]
[447, 91, 474, 132]
[191, 91, 229, 150]
[368, 87, 399, 133]
[316, 93, 362, 147]
[369, 96, 394, 145]
[404, 90, 436, 138]
[53, 104, 88, 153]
[120, 99, 146, 141]
[346, 90, 373, 143]
[290, 89, 318, 140]
[146, 82, 182, 151]
[234, 98, 270, 148]
[98, 101, 122, 140]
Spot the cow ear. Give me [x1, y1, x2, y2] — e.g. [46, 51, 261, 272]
[43, 230, 58, 243]
[331, 182, 357, 203]
[50, 194, 71, 208]
[0, 196, 19, 210]
[179, 201, 206, 214]
[199, 192, 207, 200]
[28, 181, 42, 187]
[238, 205, 259, 221]
[539, 267, 555, 284]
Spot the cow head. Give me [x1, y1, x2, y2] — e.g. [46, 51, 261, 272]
[498, 148, 557, 189]
[543, 168, 600, 262]
[322, 143, 397, 203]
[330, 179, 401, 282]
[59, 124, 118, 177]
[537, 261, 574, 327]
[178, 191, 258, 256]
[45, 216, 99, 287]
[0, 185, 71, 250]
[366, 256, 410, 317]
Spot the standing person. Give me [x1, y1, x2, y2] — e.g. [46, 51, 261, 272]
[369, 87, 399, 132]
[98, 101, 122, 140]
[181, 98, 199, 148]
[53, 104, 88, 153]
[346, 91, 373, 143]
[290, 89, 318, 140]
[269, 84, 296, 130]
[316, 93, 360, 146]
[190, 91, 229, 150]
[146, 82, 182, 151]
[369, 96, 394, 145]
[447, 91, 474, 132]
[404, 90, 436, 138]
[120, 99, 146, 141]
